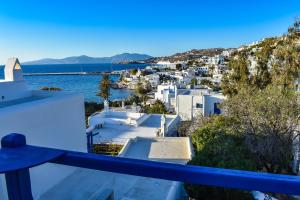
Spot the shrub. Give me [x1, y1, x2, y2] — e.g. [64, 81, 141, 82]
[143, 100, 168, 114]
[185, 116, 256, 200]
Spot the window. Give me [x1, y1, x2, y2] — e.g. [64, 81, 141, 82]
[214, 103, 221, 114]
[196, 103, 203, 108]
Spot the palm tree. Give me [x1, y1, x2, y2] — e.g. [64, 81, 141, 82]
[135, 79, 151, 106]
[97, 73, 111, 101]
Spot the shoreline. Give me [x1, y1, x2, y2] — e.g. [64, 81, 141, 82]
[23, 71, 123, 76]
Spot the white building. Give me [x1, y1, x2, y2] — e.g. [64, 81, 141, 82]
[153, 83, 225, 120]
[221, 50, 230, 57]
[157, 61, 186, 70]
[0, 58, 86, 199]
[171, 74, 191, 86]
[195, 66, 209, 74]
[154, 83, 177, 109]
[207, 55, 225, 65]
[88, 107, 181, 144]
[176, 89, 225, 121]
[144, 74, 160, 88]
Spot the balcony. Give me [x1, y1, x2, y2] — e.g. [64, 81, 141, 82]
[1, 133, 300, 199]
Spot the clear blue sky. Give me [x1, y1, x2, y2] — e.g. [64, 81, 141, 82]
[0, 0, 299, 64]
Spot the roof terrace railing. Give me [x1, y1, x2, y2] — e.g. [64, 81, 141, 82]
[1, 133, 300, 200]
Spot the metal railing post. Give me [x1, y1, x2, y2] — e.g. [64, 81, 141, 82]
[1, 133, 33, 200]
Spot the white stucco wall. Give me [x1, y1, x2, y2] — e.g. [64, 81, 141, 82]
[177, 95, 203, 121]
[0, 92, 86, 199]
[177, 95, 193, 120]
[89, 111, 147, 127]
[177, 93, 225, 120]
[0, 80, 31, 102]
[203, 94, 225, 116]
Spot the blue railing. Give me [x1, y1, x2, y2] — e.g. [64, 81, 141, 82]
[1, 133, 300, 200]
[86, 131, 99, 153]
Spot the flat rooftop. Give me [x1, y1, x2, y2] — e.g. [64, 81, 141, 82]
[92, 114, 176, 144]
[178, 89, 209, 96]
[139, 114, 173, 128]
[123, 137, 191, 164]
[0, 96, 46, 109]
[40, 137, 191, 200]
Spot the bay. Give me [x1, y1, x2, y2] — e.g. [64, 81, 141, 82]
[0, 63, 148, 102]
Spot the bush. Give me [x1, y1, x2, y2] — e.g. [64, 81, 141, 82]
[84, 102, 103, 125]
[222, 86, 300, 174]
[185, 116, 256, 200]
[130, 69, 138, 75]
[143, 100, 168, 114]
[93, 144, 123, 156]
[125, 95, 141, 105]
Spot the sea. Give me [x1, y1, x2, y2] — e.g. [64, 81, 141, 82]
[0, 63, 148, 102]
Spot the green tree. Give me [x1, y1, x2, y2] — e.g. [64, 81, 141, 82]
[97, 73, 111, 100]
[288, 19, 300, 38]
[144, 100, 168, 114]
[222, 86, 300, 174]
[187, 60, 194, 66]
[176, 63, 182, 70]
[221, 21, 300, 96]
[135, 79, 151, 105]
[125, 95, 141, 105]
[221, 51, 250, 96]
[84, 102, 104, 126]
[130, 69, 138, 75]
[272, 35, 300, 89]
[200, 79, 213, 88]
[190, 78, 197, 85]
[185, 116, 255, 200]
[252, 38, 274, 89]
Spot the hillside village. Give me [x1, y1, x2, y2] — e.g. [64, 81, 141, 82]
[111, 24, 300, 116]
[0, 21, 299, 200]
[88, 22, 300, 199]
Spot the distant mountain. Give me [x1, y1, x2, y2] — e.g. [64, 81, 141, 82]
[22, 53, 152, 65]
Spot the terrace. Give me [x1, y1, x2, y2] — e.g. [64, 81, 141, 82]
[41, 137, 192, 199]
[88, 111, 180, 144]
[1, 133, 300, 200]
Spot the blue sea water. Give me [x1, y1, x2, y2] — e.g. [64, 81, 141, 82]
[0, 63, 147, 102]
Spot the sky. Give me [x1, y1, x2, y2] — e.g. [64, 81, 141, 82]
[0, 0, 299, 64]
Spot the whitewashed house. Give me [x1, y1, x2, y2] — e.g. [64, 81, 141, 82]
[0, 58, 86, 199]
[144, 74, 160, 88]
[157, 61, 186, 70]
[176, 89, 225, 121]
[88, 103, 181, 144]
[154, 83, 177, 109]
[153, 83, 225, 120]
[208, 55, 225, 65]
[195, 66, 209, 74]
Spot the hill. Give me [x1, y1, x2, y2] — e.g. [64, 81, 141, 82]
[146, 48, 235, 63]
[221, 21, 300, 96]
[23, 53, 152, 65]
